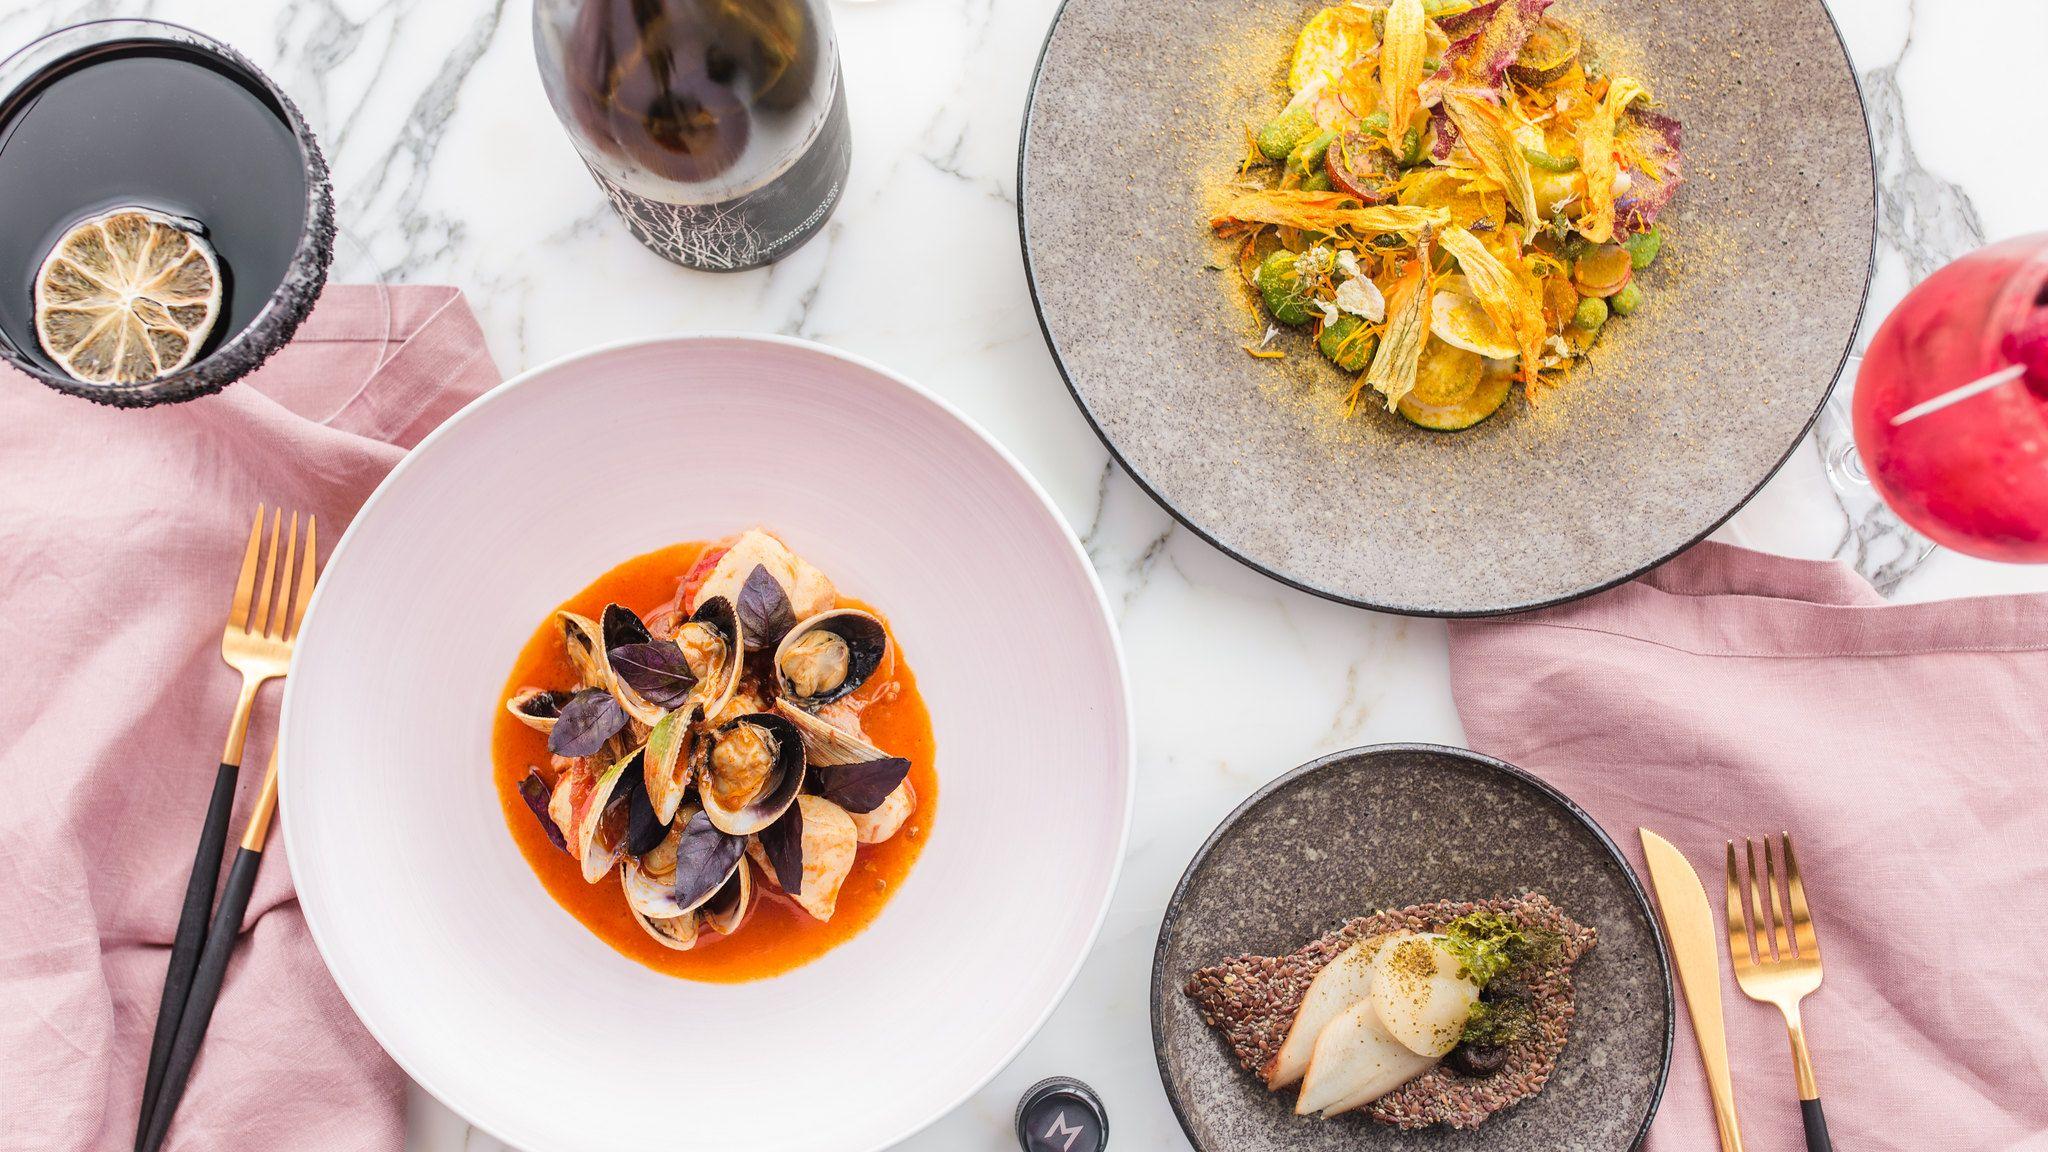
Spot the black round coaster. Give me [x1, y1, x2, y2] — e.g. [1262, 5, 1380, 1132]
[1015, 1076, 1107, 1152]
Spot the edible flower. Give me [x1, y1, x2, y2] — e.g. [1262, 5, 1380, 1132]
[1361, 233, 1435, 409]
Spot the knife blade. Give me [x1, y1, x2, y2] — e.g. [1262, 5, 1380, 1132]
[1640, 828, 1746, 1152]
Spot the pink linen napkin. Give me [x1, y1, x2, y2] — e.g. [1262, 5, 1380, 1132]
[0, 286, 499, 1152]
[1449, 542, 2048, 1151]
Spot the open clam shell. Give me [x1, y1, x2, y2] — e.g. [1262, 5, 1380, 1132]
[555, 605, 682, 729]
[556, 610, 609, 690]
[699, 713, 806, 836]
[622, 806, 745, 918]
[675, 595, 744, 722]
[621, 843, 701, 952]
[505, 688, 575, 734]
[549, 753, 632, 883]
[699, 860, 754, 936]
[640, 707, 698, 827]
[771, 699, 885, 765]
[773, 609, 890, 709]
[771, 701, 916, 843]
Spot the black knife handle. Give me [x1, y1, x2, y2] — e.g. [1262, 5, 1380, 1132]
[139, 844, 265, 1152]
[136, 760, 239, 1149]
[1802, 1098, 1833, 1152]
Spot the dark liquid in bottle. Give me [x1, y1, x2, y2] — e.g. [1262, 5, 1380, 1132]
[0, 43, 309, 372]
[554, 0, 847, 271]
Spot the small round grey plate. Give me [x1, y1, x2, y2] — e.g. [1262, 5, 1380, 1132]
[1150, 744, 1673, 1151]
[1019, 0, 1875, 615]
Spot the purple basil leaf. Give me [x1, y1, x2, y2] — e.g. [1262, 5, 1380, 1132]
[518, 769, 568, 853]
[601, 603, 653, 652]
[610, 640, 698, 708]
[814, 757, 911, 814]
[757, 801, 805, 894]
[621, 752, 668, 856]
[673, 810, 745, 908]
[549, 688, 626, 757]
[735, 565, 795, 650]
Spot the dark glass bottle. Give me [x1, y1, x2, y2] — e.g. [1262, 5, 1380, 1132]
[534, 0, 850, 272]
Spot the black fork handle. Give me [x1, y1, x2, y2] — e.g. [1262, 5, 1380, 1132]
[139, 844, 265, 1152]
[1802, 1098, 1833, 1152]
[135, 761, 239, 1150]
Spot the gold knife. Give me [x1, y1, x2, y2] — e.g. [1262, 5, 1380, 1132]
[1641, 829, 1746, 1152]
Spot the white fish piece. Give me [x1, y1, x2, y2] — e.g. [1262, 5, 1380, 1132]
[694, 529, 837, 631]
[848, 779, 916, 845]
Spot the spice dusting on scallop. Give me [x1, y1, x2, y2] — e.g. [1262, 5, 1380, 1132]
[492, 530, 938, 982]
[1185, 893, 1594, 1128]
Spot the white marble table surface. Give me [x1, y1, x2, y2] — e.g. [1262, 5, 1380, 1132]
[8, 0, 2042, 1147]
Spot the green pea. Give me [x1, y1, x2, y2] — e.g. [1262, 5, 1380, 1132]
[1300, 168, 1333, 193]
[1319, 315, 1377, 371]
[1400, 126, 1426, 166]
[1520, 145, 1578, 173]
[1257, 249, 1316, 327]
[1289, 130, 1338, 175]
[1572, 294, 1609, 331]
[1622, 226, 1662, 269]
[1359, 111, 1391, 138]
[1256, 105, 1316, 162]
[1610, 282, 1643, 316]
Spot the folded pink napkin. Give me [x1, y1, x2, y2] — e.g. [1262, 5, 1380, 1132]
[0, 286, 499, 1151]
[1449, 542, 2048, 1151]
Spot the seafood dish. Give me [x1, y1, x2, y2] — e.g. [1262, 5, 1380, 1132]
[1212, 0, 1684, 430]
[493, 528, 937, 981]
[1185, 893, 1593, 1128]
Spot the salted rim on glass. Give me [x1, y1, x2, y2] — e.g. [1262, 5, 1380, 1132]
[0, 18, 335, 408]
[278, 332, 1138, 1152]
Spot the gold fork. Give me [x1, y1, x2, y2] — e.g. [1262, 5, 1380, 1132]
[142, 511, 319, 1151]
[137, 507, 313, 1150]
[1726, 833, 1834, 1152]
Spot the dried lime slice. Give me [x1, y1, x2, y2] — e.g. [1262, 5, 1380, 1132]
[34, 207, 222, 385]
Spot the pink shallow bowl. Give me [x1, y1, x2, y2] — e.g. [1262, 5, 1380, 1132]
[281, 335, 1133, 1152]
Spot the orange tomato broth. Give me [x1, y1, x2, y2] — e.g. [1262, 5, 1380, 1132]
[491, 541, 938, 982]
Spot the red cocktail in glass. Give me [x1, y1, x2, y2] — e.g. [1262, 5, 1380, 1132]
[1854, 234, 2048, 562]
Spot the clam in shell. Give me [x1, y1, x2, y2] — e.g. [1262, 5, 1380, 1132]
[699, 713, 807, 836]
[773, 608, 889, 709]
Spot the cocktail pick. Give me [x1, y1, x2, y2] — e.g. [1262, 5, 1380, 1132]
[1889, 363, 2027, 426]
[1889, 313, 2048, 427]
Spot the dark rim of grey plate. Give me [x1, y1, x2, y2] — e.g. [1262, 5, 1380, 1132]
[1015, 1, 1877, 618]
[1146, 742, 1676, 1151]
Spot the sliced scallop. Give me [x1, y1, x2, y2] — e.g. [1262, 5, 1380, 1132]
[1263, 932, 1392, 1089]
[1369, 932, 1481, 1058]
[1295, 997, 1436, 1116]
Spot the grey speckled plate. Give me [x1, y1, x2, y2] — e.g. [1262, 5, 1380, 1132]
[1019, 0, 1875, 615]
[1151, 744, 1673, 1151]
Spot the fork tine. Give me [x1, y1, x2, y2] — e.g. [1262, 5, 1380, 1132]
[1764, 835, 1792, 958]
[285, 516, 318, 641]
[249, 508, 283, 637]
[1745, 838, 1774, 961]
[1783, 832, 1820, 959]
[267, 512, 299, 641]
[228, 505, 265, 631]
[1724, 840, 1755, 971]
